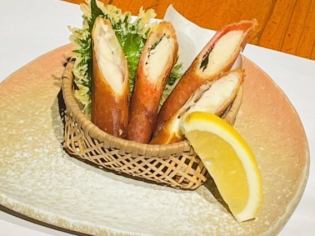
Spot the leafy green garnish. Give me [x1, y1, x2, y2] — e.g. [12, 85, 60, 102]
[168, 62, 182, 86]
[161, 61, 183, 104]
[121, 32, 144, 92]
[69, 0, 182, 114]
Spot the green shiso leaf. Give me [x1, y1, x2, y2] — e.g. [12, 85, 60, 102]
[112, 14, 147, 92]
[122, 33, 145, 91]
[168, 62, 182, 86]
[161, 61, 183, 105]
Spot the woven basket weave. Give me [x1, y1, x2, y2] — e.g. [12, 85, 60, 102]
[62, 61, 243, 189]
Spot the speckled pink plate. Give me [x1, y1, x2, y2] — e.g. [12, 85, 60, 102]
[0, 45, 309, 236]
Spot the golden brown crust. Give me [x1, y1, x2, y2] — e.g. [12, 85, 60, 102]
[91, 18, 129, 138]
[127, 22, 178, 143]
[150, 117, 181, 144]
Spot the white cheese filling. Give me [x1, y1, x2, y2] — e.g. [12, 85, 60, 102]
[190, 72, 240, 113]
[202, 31, 243, 76]
[93, 19, 124, 94]
[145, 36, 173, 83]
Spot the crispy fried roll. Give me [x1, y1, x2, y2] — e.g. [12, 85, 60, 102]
[151, 70, 244, 144]
[91, 17, 129, 137]
[155, 20, 256, 134]
[127, 22, 178, 143]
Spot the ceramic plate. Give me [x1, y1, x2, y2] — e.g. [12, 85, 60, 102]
[0, 45, 309, 235]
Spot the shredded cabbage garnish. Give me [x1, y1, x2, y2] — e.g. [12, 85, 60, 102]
[69, 0, 182, 114]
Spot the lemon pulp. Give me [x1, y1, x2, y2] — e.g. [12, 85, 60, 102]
[182, 112, 262, 221]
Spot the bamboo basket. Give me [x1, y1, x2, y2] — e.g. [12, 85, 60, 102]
[62, 60, 243, 190]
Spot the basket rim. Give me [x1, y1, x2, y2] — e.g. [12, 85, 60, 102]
[61, 61, 192, 156]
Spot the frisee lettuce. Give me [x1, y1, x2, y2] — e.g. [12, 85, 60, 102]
[69, 0, 182, 114]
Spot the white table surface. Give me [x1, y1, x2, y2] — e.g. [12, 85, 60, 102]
[0, 0, 314, 235]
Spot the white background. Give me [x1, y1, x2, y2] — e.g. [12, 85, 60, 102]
[0, 0, 314, 235]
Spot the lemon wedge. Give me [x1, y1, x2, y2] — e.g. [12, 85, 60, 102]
[181, 112, 263, 222]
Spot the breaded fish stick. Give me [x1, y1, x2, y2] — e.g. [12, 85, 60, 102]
[155, 20, 256, 134]
[127, 22, 178, 143]
[92, 17, 129, 137]
[151, 70, 243, 144]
